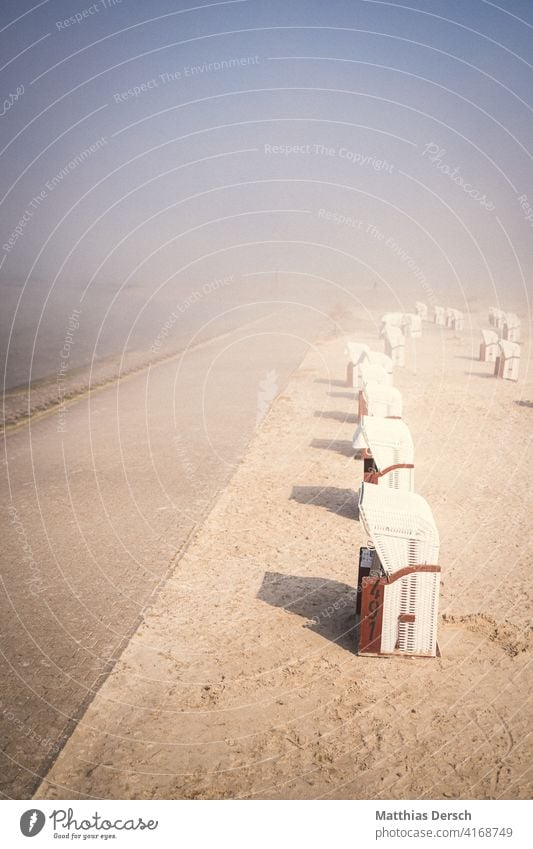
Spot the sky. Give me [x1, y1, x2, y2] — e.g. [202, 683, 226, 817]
[1, 0, 532, 386]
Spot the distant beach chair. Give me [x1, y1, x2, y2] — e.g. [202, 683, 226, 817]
[402, 313, 422, 338]
[503, 313, 520, 343]
[489, 307, 506, 330]
[494, 340, 520, 381]
[383, 325, 405, 367]
[415, 301, 428, 320]
[433, 306, 446, 326]
[379, 312, 404, 336]
[358, 416, 415, 491]
[346, 342, 370, 388]
[453, 310, 465, 331]
[357, 482, 440, 658]
[479, 329, 499, 362]
[357, 382, 403, 420]
[445, 308, 464, 331]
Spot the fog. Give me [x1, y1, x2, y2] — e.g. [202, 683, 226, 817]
[1, 0, 532, 391]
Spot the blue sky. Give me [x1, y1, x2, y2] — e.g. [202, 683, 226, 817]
[1, 0, 532, 382]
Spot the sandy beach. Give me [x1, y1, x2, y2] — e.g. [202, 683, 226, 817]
[33, 304, 532, 801]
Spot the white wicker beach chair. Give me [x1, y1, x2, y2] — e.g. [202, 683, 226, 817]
[433, 306, 446, 326]
[489, 307, 506, 330]
[358, 382, 403, 419]
[380, 312, 404, 337]
[415, 301, 428, 320]
[503, 313, 520, 343]
[358, 360, 393, 390]
[383, 325, 405, 367]
[358, 416, 415, 491]
[346, 342, 370, 387]
[495, 339, 520, 381]
[479, 329, 499, 362]
[445, 308, 464, 331]
[402, 313, 422, 338]
[357, 482, 440, 657]
[453, 309, 465, 331]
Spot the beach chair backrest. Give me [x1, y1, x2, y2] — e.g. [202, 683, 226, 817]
[363, 383, 403, 418]
[499, 340, 520, 360]
[358, 482, 440, 577]
[481, 329, 498, 346]
[361, 416, 414, 470]
[367, 351, 393, 374]
[346, 342, 370, 365]
[358, 360, 392, 388]
[434, 306, 446, 325]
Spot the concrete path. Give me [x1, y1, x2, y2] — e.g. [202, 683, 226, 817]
[1, 300, 328, 798]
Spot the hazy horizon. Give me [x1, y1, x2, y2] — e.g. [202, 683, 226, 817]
[2, 0, 532, 389]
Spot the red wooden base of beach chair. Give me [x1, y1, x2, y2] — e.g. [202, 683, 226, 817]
[358, 564, 441, 658]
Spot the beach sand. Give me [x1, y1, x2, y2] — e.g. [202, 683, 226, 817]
[35, 306, 532, 800]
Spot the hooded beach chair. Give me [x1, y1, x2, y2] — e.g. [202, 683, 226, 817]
[357, 382, 403, 420]
[356, 482, 440, 658]
[358, 360, 393, 390]
[479, 329, 499, 362]
[445, 308, 464, 331]
[433, 306, 446, 326]
[357, 416, 415, 491]
[356, 362, 393, 418]
[379, 312, 404, 337]
[494, 340, 520, 381]
[489, 307, 506, 330]
[402, 313, 422, 338]
[383, 325, 405, 367]
[415, 301, 428, 320]
[346, 342, 370, 388]
[503, 313, 520, 343]
[453, 309, 465, 331]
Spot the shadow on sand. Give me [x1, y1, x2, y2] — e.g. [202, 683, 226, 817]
[314, 410, 358, 425]
[464, 370, 494, 378]
[257, 571, 357, 652]
[291, 485, 359, 520]
[328, 390, 356, 400]
[314, 378, 348, 388]
[515, 399, 533, 408]
[311, 438, 355, 457]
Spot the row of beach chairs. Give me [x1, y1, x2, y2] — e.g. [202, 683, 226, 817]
[345, 318, 440, 660]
